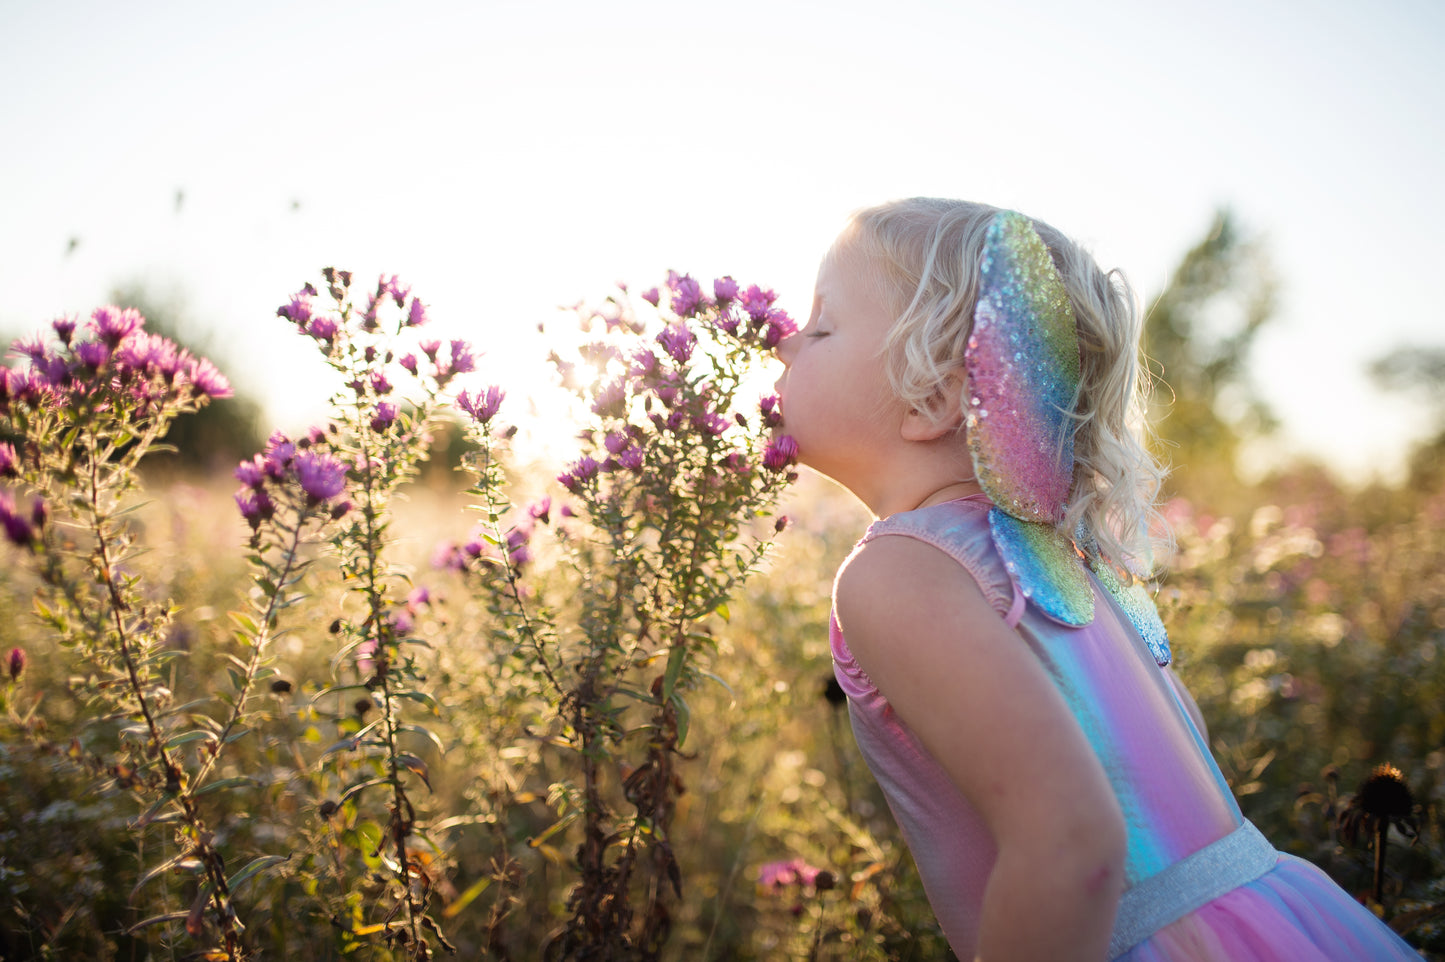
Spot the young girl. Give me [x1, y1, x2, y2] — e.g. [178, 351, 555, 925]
[773, 198, 1422, 961]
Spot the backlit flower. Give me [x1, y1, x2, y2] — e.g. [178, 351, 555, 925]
[657, 325, 695, 364]
[7, 646, 24, 682]
[90, 306, 144, 346]
[458, 385, 505, 423]
[370, 401, 399, 431]
[407, 297, 429, 327]
[0, 442, 17, 478]
[713, 276, 739, 303]
[763, 435, 799, 471]
[294, 451, 348, 502]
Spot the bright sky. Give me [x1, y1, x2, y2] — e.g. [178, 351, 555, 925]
[2, 0, 1442, 482]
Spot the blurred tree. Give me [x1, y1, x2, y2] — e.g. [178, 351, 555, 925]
[1369, 345, 1445, 491]
[1143, 210, 1278, 501]
[108, 281, 266, 471]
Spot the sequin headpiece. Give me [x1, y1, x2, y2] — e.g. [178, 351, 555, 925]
[965, 211, 1169, 665]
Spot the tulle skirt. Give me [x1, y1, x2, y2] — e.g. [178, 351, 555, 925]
[1121, 854, 1422, 961]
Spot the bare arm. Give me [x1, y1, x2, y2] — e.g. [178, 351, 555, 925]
[836, 536, 1126, 962]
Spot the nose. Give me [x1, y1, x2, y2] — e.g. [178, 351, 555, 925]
[775, 330, 799, 367]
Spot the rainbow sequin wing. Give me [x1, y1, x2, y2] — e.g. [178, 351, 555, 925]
[1089, 559, 1172, 666]
[967, 211, 1091, 626]
[965, 210, 1081, 524]
[989, 508, 1093, 625]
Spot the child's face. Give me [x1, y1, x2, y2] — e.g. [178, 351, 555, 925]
[774, 233, 908, 496]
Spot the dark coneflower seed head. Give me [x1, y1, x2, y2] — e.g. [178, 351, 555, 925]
[1358, 763, 1414, 820]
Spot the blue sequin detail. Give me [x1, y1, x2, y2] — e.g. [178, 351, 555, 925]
[988, 508, 1093, 626]
[1090, 559, 1172, 666]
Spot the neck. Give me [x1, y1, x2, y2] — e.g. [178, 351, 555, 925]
[913, 479, 984, 511]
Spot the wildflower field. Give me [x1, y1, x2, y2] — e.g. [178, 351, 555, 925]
[1, 262, 1443, 961]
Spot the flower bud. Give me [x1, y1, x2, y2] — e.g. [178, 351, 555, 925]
[6, 647, 24, 682]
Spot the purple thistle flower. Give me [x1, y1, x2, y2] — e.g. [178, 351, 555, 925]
[759, 394, 782, 428]
[369, 370, 393, 395]
[419, 339, 441, 361]
[763, 435, 799, 472]
[74, 339, 111, 370]
[449, 339, 476, 375]
[407, 297, 429, 327]
[186, 356, 232, 399]
[90, 306, 144, 347]
[6, 646, 23, 682]
[383, 274, 412, 308]
[52, 316, 77, 345]
[617, 444, 644, 472]
[591, 377, 629, 418]
[763, 308, 798, 349]
[361, 291, 381, 330]
[37, 354, 70, 389]
[558, 455, 600, 494]
[667, 273, 705, 317]
[0, 442, 17, 478]
[739, 284, 777, 321]
[693, 410, 730, 436]
[0, 492, 34, 547]
[603, 431, 630, 455]
[262, 433, 297, 479]
[371, 401, 399, 431]
[713, 276, 739, 303]
[306, 315, 339, 342]
[11, 335, 49, 367]
[235, 455, 266, 488]
[528, 496, 552, 524]
[630, 349, 658, 378]
[234, 488, 275, 527]
[407, 585, 434, 609]
[278, 292, 315, 326]
[657, 324, 695, 364]
[640, 287, 661, 307]
[457, 385, 505, 423]
[399, 353, 419, 375]
[714, 310, 741, 335]
[293, 450, 349, 502]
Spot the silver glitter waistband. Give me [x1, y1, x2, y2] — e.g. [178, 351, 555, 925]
[1109, 820, 1279, 959]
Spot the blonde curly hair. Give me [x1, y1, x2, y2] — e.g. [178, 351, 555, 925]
[846, 197, 1169, 576]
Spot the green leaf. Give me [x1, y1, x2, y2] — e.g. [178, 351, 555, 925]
[163, 730, 218, 750]
[442, 874, 493, 919]
[670, 691, 691, 749]
[227, 854, 289, 894]
[662, 645, 686, 701]
[195, 776, 252, 796]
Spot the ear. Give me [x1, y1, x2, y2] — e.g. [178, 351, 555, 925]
[900, 371, 967, 441]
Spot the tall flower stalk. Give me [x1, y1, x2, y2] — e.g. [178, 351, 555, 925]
[0, 309, 253, 956]
[449, 272, 798, 960]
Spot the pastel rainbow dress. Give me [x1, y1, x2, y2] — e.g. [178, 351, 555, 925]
[829, 212, 1422, 958]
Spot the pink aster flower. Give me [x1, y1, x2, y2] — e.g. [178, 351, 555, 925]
[369, 371, 392, 396]
[666, 272, 705, 317]
[185, 356, 232, 399]
[407, 297, 429, 327]
[449, 339, 476, 374]
[558, 455, 600, 493]
[52, 316, 77, 344]
[739, 284, 777, 321]
[399, 353, 419, 375]
[90, 306, 144, 347]
[234, 488, 273, 528]
[640, 287, 661, 307]
[759, 394, 782, 428]
[758, 858, 823, 891]
[763, 435, 799, 471]
[293, 450, 348, 502]
[528, 496, 552, 524]
[657, 324, 695, 364]
[278, 292, 315, 327]
[74, 340, 111, 370]
[306, 315, 339, 342]
[370, 401, 399, 431]
[762, 309, 797, 349]
[235, 455, 266, 488]
[0, 492, 34, 546]
[617, 444, 644, 472]
[591, 377, 629, 417]
[457, 385, 505, 423]
[713, 276, 739, 303]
